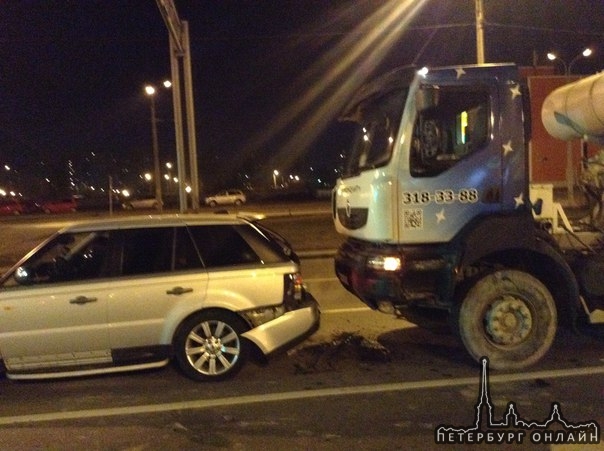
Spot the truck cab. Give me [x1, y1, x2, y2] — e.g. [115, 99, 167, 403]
[334, 64, 529, 244]
[333, 64, 595, 370]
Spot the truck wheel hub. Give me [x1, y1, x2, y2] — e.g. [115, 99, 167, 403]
[485, 296, 533, 345]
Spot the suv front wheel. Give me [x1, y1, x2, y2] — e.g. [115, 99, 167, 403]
[174, 310, 249, 381]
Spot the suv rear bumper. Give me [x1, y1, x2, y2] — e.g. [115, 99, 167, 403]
[242, 294, 320, 355]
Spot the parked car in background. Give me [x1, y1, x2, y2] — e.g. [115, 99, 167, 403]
[37, 198, 77, 214]
[0, 214, 319, 381]
[122, 197, 162, 210]
[0, 198, 23, 215]
[205, 189, 247, 207]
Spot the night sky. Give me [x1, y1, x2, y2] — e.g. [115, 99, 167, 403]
[1, 0, 603, 196]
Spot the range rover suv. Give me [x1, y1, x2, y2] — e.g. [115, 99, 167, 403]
[0, 214, 319, 381]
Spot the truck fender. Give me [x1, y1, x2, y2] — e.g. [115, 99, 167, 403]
[456, 216, 582, 327]
[533, 236, 583, 318]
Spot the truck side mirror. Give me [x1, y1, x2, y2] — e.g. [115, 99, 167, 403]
[415, 86, 439, 112]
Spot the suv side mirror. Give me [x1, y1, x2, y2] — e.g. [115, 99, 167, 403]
[13, 266, 33, 285]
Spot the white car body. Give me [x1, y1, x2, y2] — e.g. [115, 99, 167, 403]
[122, 198, 161, 210]
[205, 189, 247, 207]
[0, 214, 319, 381]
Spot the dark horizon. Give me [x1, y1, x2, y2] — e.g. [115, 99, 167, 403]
[1, 0, 603, 196]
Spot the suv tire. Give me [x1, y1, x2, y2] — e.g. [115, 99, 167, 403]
[174, 310, 250, 381]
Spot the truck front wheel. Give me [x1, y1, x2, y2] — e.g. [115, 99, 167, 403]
[452, 270, 557, 370]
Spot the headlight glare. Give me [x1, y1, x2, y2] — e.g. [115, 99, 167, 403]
[367, 255, 402, 272]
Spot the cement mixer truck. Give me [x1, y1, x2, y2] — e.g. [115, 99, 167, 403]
[332, 63, 604, 370]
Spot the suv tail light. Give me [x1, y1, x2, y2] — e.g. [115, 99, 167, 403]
[284, 272, 305, 310]
[243, 272, 305, 327]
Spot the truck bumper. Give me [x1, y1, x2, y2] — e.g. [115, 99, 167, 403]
[334, 238, 453, 311]
[334, 239, 402, 310]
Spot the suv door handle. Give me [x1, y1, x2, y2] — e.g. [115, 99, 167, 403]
[166, 287, 193, 295]
[70, 296, 98, 305]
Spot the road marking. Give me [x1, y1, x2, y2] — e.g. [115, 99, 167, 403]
[322, 307, 371, 314]
[2, 365, 604, 426]
[305, 277, 339, 283]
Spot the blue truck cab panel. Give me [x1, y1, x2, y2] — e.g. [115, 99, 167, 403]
[334, 64, 530, 244]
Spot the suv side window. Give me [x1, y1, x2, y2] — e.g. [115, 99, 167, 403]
[174, 227, 204, 271]
[411, 85, 490, 177]
[188, 225, 260, 268]
[6, 231, 111, 286]
[120, 228, 173, 276]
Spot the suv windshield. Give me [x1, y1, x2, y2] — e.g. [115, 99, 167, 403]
[339, 68, 413, 178]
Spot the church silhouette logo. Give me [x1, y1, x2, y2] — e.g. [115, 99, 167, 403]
[435, 357, 600, 445]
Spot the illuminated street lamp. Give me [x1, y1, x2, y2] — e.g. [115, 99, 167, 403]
[546, 48, 593, 205]
[547, 47, 592, 76]
[165, 162, 173, 195]
[144, 80, 171, 212]
[145, 85, 162, 211]
[143, 172, 153, 195]
[273, 170, 279, 188]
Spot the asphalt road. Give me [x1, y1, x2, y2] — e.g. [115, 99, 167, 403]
[1, 203, 604, 450]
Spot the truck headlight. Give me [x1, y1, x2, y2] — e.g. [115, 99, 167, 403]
[367, 255, 403, 272]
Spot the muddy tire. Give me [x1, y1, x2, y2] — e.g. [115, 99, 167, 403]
[174, 310, 249, 381]
[452, 270, 557, 370]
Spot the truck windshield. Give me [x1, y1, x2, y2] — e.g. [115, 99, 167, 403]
[340, 89, 407, 178]
[339, 68, 413, 178]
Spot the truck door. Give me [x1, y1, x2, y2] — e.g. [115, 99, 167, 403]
[399, 73, 518, 244]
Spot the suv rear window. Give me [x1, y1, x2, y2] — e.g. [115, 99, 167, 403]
[188, 225, 261, 268]
[236, 224, 291, 264]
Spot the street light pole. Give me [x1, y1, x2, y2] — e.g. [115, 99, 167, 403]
[145, 85, 163, 212]
[273, 170, 279, 188]
[568, 48, 593, 75]
[475, 0, 485, 64]
[547, 48, 592, 77]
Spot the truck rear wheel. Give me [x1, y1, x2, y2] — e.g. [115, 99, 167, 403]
[452, 270, 557, 370]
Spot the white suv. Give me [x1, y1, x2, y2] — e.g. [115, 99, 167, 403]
[0, 214, 319, 381]
[205, 189, 247, 207]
